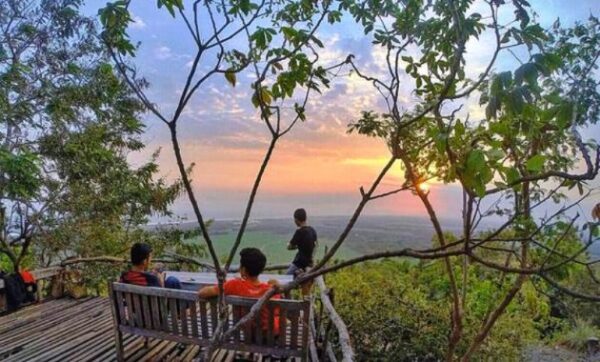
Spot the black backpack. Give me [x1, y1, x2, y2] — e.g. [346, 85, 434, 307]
[0, 272, 29, 312]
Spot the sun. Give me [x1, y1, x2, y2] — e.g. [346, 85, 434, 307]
[417, 182, 430, 192]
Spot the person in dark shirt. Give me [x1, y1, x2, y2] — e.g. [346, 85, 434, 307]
[286, 208, 317, 277]
[120, 242, 181, 289]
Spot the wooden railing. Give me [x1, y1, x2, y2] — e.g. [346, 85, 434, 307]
[309, 276, 355, 362]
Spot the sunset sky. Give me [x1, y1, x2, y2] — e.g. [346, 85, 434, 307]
[84, 1, 599, 221]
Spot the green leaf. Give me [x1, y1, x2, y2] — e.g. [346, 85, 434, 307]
[487, 148, 504, 161]
[224, 70, 236, 87]
[506, 168, 520, 185]
[508, 89, 524, 114]
[486, 96, 499, 120]
[310, 35, 324, 48]
[577, 182, 584, 196]
[454, 120, 465, 137]
[514, 63, 538, 86]
[281, 27, 297, 41]
[525, 155, 546, 172]
[556, 102, 573, 128]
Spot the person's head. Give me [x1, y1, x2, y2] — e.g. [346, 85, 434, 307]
[294, 208, 307, 226]
[239, 247, 266, 278]
[130, 242, 153, 270]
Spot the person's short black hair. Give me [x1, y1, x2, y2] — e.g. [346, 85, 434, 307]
[294, 208, 307, 222]
[131, 242, 152, 266]
[239, 248, 266, 277]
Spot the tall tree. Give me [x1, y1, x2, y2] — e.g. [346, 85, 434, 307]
[340, 1, 600, 359]
[0, 0, 180, 273]
[100, 0, 338, 354]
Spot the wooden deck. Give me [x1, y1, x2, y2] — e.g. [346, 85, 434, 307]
[0, 297, 302, 361]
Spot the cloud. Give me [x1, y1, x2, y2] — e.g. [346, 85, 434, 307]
[130, 14, 146, 29]
[154, 46, 173, 60]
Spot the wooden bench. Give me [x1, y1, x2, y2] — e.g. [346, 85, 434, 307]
[108, 282, 310, 361]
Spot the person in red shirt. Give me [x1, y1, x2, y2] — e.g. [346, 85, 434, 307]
[198, 248, 280, 335]
[120, 242, 181, 289]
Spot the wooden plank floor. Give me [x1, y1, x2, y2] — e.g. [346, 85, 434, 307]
[0, 297, 301, 361]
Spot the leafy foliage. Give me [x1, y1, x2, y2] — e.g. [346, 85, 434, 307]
[328, 259, 551, 361]
[0, 0, 181, 272]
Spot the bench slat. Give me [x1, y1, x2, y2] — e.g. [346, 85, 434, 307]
[160, 296, 170, 333]
[150, 295, 161, 330]
[301, 308, 309, 360]
[132, 293, 144, 328]
[209, 300, 218, 333]
[115, 291, 127, 325]
[267, 304, 275, 346]
[142, 294, 152, 329]
[244, 306, 254, 343]
[179, 299, 189, 337]
[290, 310, 299, 349]
[190, 302, 199, 338]
[255, 307, 262, 345]
[112, 283, 199, 301]
[199, 301, 209, 338]
[169, 298, 179, 334]
[124, 293, 135, 327]
[279, 308, 287, 349]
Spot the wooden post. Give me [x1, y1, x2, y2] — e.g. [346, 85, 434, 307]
[36, 280, 43, 303]
[108, 282, 125, 362]
[316, 276, 354, 362]
[308, 298, 320, 362]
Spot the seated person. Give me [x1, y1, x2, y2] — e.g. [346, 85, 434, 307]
[120, 242, 180, 289]
[198, 248, 280, 335]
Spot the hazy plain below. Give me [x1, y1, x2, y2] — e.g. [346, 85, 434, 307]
[151, 215, 600, 265]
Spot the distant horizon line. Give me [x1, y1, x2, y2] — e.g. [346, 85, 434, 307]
[147, 213, 463, 226]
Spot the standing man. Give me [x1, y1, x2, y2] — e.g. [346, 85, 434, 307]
[286, 208, 317, 277]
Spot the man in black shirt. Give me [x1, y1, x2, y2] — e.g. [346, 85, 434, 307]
[286, 208, 317, 277]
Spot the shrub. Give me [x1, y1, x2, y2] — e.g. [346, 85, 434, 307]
[327, 259, 554, 361]
[557, 319, 600, 352]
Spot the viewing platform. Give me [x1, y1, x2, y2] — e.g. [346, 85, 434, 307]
[0, 268, 351, 361]
[0, 297, 306, 361]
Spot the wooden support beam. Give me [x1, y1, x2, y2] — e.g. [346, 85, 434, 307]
[316, 276, 355, 362]
[308, 300, 321, 362]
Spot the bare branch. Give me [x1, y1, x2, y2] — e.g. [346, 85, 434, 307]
[316, 276, 354, 362]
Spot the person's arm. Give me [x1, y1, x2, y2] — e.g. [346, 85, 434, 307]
[287, 230, 300, 250]
[145, 273, 162, 288]
[198, 285, 219, 299]
[157, 272, 165, 287]
[267, 279, 282, 288]
[199, 278, 237, 298]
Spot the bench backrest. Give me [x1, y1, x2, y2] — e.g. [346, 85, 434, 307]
[108, 282, 309, 358]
